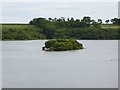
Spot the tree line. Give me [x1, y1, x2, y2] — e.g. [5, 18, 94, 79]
[29, 16, 119, 39]
[29, 17, 120, 28]
[29, 16, 101, 29]
[2, 16, 120, 40]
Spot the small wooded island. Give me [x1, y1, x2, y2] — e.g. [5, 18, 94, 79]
[42, 39, 84, 51]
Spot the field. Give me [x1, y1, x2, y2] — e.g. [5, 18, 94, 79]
[1, 24, 41, 30]
[101, 24, 119, 29]
[2, 24, 119, 30]
[1, 24, 45, 40]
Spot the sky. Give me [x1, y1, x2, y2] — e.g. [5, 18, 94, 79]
[1, 0, 119, 2]
[1, 2, 118, 23]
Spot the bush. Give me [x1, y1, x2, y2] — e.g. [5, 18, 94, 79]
[44, 39, 84, 51]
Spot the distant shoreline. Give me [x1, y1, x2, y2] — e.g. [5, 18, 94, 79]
[1, 23, 119, 40]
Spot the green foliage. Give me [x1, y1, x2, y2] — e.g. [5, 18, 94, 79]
[111, 18, 120, 25]
[2, 24, 45, 40]
[29, 18, 48, 28]
[44, 39, 84, 51]
[30, 16, 95, 29]
[2, 16, 120, 40]
[43, 23, 56, 39]
[53, 27, 119, 40]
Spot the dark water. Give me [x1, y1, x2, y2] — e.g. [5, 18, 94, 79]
[2, 40, 118, 88]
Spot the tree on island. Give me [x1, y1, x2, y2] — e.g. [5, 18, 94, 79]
[43, 39, 84, 51]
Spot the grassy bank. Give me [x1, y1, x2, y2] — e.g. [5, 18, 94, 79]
[1, 24, 45, 40]
[1, 24, 119, 40]
[101, 24, 119, 29]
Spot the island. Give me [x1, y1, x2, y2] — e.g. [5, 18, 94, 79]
[42, 39, 84, 51]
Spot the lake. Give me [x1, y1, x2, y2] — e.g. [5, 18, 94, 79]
[2, 40, 118, 88]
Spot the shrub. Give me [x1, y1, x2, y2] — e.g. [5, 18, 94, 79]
[43, 39, 84, 51]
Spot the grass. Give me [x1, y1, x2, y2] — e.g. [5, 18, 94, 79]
[1, 24, 119, 30]
[1, 24, 41, 31]
[1, 24, 45, 40]
[101, 24, 119, 29]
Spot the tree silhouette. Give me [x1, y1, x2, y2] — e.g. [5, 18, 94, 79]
[105, 20, 109, 24]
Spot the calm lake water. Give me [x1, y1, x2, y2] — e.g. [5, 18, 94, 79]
[2, 40, 118, 88]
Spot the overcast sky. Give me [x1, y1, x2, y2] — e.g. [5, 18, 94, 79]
[2, 2, 118, 23]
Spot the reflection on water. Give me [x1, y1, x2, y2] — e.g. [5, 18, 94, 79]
[2, 40, 118, 88]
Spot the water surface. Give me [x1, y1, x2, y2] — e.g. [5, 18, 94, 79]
[2, 40, 118, 88]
